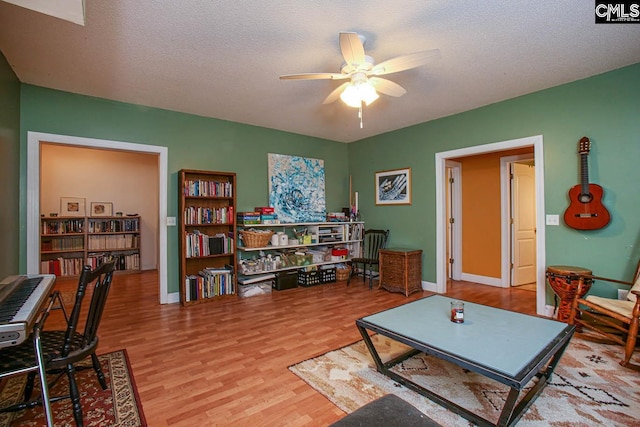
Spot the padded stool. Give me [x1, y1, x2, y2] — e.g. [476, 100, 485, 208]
[329, 394, 441, 427]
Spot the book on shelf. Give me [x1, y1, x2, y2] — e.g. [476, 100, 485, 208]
[183, 179, 233, 198]
[41, 218, 85, 234]
[327, 212, 348, 222]
[88, 218, 139, 233]
[40, 257, 84, 276]
[184, 206, 232, 225]
[255, 206, 274, 214]
[185, 231, 234, 257]
[185, 267, 235, 301]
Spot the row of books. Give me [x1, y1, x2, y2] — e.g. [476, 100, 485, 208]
[40, 257, 85, 276]
[326, 212, 348, 222]
[185, 231, 234, 258]
[88, 218, 139, 233]
[88, 234, 139, 250]
[41, 219, 85, 235]
[87, 253, 140, 271]
[183, 179, 233, 198]
[237, 210, 279, 225]
[184, 206, 233, 225]
[41, 236, 84, 252]
[185, 268, 234, 301]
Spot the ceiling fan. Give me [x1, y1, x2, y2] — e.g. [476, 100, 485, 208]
[280, 32, 440, 127]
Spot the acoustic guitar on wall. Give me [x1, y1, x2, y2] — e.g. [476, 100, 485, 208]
[563, 136, 610, 230]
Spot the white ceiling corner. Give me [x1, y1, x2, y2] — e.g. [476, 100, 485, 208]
[1, 0, 84, 25]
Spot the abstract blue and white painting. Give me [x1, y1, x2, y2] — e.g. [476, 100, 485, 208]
[268, 154, 326, 223]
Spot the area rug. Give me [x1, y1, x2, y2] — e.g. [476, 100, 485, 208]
[289, 335, 640, 426]
[0, 349, 146, 427]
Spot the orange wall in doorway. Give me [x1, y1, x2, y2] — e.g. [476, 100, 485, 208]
[456, 148, 533, 278]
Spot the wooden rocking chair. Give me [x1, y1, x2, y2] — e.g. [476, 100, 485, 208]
[567, 259, 640, 370]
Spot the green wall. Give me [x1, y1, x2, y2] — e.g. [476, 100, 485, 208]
[19, 86, 349, 293]
[0, 51, 21, 278]
[15, 63, 640, 300]
[349, 63, 640, 298]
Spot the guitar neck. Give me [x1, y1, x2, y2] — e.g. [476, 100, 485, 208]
[580, 152, 589, 195]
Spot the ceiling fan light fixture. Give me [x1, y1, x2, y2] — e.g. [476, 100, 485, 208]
[340, 81, 379, 108]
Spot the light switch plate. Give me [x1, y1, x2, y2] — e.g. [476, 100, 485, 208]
[546, 214, 560, 226]
[167, 217, 176, 226]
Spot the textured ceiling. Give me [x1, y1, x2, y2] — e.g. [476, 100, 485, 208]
[1, 1, 639, 143]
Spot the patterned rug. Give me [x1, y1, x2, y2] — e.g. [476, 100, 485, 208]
[0, 349, 146, 427]
[289, 334, 640, 426]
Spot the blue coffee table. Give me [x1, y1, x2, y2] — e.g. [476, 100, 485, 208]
[356, 295, 574, 427]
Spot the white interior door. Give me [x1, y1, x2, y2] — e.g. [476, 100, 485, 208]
[511, 162, 536, 286]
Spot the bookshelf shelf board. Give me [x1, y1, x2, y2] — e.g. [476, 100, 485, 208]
[89, 231, 140, 235]
[41, 249, 85, 254]
[185, 253, 235, 260]
[184, 222, 233, 226]
[240, 260, 340, 276]
[184, 196, 234, 200]
[87, 248, 140, 253]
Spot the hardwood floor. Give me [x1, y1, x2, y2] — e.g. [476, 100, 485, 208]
[50, 271, 536, 426]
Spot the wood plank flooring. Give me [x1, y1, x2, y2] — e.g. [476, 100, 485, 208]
[49, 271, 536, 426]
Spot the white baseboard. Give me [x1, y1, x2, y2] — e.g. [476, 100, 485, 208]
[460, 273, 502, 287]
[168, 292, 180, 304]
[422, 281, 438, 292]
[544, 304, 557, 319]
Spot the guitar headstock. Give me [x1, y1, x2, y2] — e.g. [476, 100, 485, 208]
[578, 136, 591, 155]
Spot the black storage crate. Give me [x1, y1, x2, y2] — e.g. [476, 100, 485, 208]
[273, 270, 298, 291]
[319, 267, 336, 284]
[298, 270, 321, 287]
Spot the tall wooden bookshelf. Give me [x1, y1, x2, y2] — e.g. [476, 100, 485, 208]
[40, 215, 141, 277]
[178, 169, 237, 306]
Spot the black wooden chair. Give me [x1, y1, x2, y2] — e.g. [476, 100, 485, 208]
[348, 229, 389, 289]
[0, 261, 116, 426]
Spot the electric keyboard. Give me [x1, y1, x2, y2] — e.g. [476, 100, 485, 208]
[0, 274, 56, 349]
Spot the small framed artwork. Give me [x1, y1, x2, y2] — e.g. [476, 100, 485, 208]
[60, 197, 86, 216]
[375, 168, 412, 205]
[91, 202, 113, 217]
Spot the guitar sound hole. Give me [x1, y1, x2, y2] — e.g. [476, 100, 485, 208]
[578, 193, 593, 203]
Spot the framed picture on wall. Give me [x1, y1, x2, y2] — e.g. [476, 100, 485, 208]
[60, 197, 86, 216]
[375, 168, 412, 205]
[91, 202, 113, 217]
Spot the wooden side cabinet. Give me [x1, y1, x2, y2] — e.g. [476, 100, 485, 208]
[378, 248, 423, 297]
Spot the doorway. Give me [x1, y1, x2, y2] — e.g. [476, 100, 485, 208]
[26, 132, 171, 304]
[435, 135, 547, 316]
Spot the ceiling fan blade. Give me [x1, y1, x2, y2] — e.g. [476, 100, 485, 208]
[280, 73, 347, 80]
[371, 49, 441, 75]
[339, 32, 365, 68]
[369, 77, 407, 97]
[322, 82, 350, 104]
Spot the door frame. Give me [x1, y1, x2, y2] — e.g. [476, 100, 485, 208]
[435, 135, 547, 316]
[500, 154, 536, 288]
[26, 131, 170, 304]
[446, 161, 462, 281]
